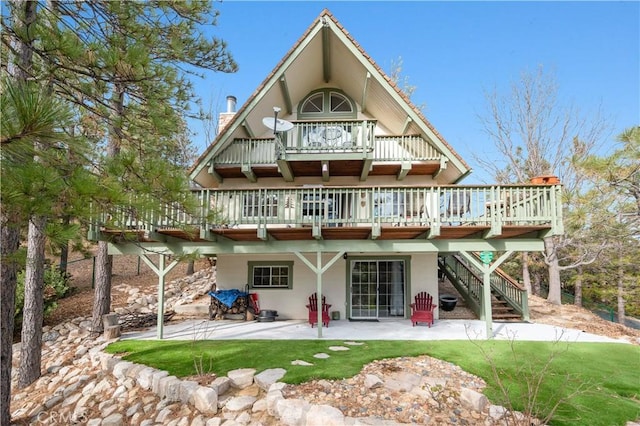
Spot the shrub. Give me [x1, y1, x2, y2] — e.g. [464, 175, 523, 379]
[15, 264, 71, 319]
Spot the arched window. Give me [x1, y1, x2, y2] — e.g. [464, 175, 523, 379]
[298, 89, 356, 119]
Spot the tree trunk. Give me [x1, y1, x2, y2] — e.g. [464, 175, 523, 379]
[18, 215, 46, 388]
[91, 241, 113, 333]
[532, 273, 542, 296]
[91, 80, 122, 332]
[574, 266, 583, 307]
[187, 259, 195, 275]
[1, 211, 21, 426]
[58, 215, 70, 274]
[617, 264, 626, 325]
[545, 236, 562, 305]
[521, 252, 532, 294]
[4, 0, 37, 419]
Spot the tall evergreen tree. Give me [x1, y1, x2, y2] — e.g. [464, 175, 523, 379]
[0, 78, 85, 421]
[577, 126, 640, 322]
[1, 0, 236, 419]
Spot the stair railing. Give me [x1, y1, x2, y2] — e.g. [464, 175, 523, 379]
[439, 254, 528, 321]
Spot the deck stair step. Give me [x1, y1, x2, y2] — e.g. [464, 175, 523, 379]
[491, 297, 521, 321]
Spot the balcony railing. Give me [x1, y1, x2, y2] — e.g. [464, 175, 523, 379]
[92, 185, 563, 239]
[213, 120, 442, 166]
[93, 185, 563, 239]
[194, 185, 561, 235]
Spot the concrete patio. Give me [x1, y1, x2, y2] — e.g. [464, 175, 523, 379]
[121, 318, 631, 344]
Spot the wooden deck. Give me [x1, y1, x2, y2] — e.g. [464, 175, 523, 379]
[100, 223, 551, 243]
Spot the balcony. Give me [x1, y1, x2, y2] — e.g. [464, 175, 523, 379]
[211, 120, 444, 182]
[93, 185, 563, 243]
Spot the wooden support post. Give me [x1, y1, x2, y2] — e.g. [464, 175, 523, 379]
[459, 250, 513, 339]
[295, 250, 345, 338]
[139, 254, 180, 339]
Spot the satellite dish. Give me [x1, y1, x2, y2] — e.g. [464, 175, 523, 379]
[262, 117, 294, 133]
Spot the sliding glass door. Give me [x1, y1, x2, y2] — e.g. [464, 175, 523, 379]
[350, 260, 405, 319]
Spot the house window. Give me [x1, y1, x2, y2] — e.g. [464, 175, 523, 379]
[243, 194, 278, 218]
[301, 93, 324, 113]
[330, 92, 351, 112]
[298, 88, 356, 119]
[248, 261, 293, 289]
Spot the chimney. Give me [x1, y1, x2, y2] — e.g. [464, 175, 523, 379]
[226, 95, 236, 113]
[218, 95, 237, 133]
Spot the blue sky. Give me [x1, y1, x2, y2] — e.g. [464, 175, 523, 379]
[190, 1, 639, 183]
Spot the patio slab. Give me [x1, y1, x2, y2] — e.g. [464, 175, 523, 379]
[121, 318, 631, 344]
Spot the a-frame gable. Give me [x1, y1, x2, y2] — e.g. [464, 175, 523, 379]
[190, 9, 471, 186]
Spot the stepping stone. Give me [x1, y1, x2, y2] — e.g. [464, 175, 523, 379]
[291, 360, 313, 366]
[344, 341, 364, 345]
[328, 346, 350, 351]
[313, 353, 330, 359]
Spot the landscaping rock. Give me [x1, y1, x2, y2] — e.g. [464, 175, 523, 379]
[254, 368, 286, 391]
[224, 395, 257, 412]
[227, 368, 256, 389]
[193, 386, 218, 415]
[460, 387, 489, 412]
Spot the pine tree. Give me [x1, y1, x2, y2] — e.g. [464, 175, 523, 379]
[0, 78, 86, 421]
[576, 127, 640, 322]
[1, 0, 236, 417]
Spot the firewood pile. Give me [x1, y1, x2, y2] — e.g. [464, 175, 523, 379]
[119, 311, 175, 331]
[209, 295, 249, 320]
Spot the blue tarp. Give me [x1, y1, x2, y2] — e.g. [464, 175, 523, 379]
[208, 289, 248, 308]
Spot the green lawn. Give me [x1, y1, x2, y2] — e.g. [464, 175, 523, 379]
[106, 339, 640, 426]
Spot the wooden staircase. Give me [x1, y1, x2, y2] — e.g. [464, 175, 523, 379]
[491, 296, 522, 321]
[438, 255, 529, 322]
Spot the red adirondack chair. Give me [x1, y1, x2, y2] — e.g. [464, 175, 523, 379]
[306, 293, 331, 328]
[410, 292, 437, 327]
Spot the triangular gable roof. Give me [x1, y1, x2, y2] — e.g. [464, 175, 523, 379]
[190, 9, 471, 185]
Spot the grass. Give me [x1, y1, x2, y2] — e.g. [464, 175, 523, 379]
[106, 339, 640, 426]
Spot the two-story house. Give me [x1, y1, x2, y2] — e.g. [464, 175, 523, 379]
[96, 10, 562, 338]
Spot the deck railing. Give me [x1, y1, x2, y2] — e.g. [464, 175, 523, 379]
[92, 185, 563, 238]
[213, 120, 443, 165]
[201, 185, 562, 231]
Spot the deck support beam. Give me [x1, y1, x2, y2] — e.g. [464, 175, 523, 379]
[425, 225, 440, 239]
[402, 117, 413, 134]
[207, 162, 223, 184]
[276, 159, 294, 182]
[321, 160, 330, 182]
[397, 160, 411, 181]
[371, 223, 381, 240]
[458, 250, 513, 339]
[295, 251, 345, 338]
[139, 254, 180, 340]
[241, 164, 257, 183]
[360, 157, 372, 181]
[432, 156, 448, 179]
[242, 120, 255, 138]
[108, 239, 545, 256]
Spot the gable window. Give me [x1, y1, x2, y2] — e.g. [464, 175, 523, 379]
[301, 93, 324, 113]
[298, 89, 356, 119]
[248, 261, 293, 289]
[330, 92, 351, 112]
